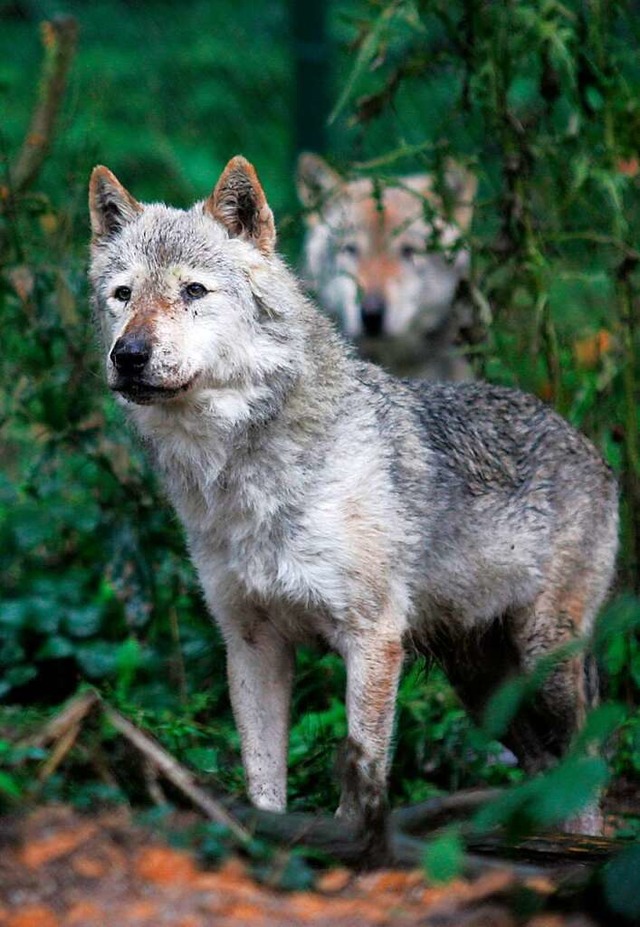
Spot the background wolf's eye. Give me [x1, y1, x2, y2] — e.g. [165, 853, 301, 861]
[340, 243, 359, 258]
[399, 244, 419, 261]
[185, 282, 207, 299]
[113, 286, 132, 301]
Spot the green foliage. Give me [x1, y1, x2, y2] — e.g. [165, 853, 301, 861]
[423, 825, 464, 884]
[482, 640, 583, 741]
[475, 755, 610, 838]
[601, 843, 640, 921]
[393, 662, 522, 799]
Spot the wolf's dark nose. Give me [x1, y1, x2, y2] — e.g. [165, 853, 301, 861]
[360, 293, 385, 337]
[111, 334, 152, 375]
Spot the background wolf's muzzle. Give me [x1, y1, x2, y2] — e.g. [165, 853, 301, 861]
[360, 293, 385, 337]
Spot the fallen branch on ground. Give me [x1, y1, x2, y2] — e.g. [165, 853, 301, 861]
[391, 788, 504, 834]
[9, 690, 625, 876]
[102, 702, 252, 846]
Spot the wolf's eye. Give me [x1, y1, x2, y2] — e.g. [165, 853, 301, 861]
[340, 243, 359, 258]
[399, 244, 419, 261]
[184, 282, 208, 299]
[113, 286, 132, 301]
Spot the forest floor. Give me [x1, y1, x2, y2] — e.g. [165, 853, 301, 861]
[0, 804, 605, 927]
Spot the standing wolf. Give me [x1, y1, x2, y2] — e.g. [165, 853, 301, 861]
[89, 156, 617, 850]
[297, 153, 477, 380]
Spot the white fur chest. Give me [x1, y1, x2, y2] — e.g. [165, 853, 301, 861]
[187, 468, 360, 624]
[132, 393, 412, 643]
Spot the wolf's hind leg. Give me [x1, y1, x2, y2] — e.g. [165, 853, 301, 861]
[509, 586, 604, 834]
[510, 587, 594, 764]
[428, 613, 590, 778]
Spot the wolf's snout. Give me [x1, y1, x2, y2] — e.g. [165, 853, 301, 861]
[360, 293, 386, 337]
[111, 334, 152, 376]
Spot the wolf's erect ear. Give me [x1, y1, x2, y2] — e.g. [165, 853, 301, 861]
[296, 153, 341, 214]
[89, 166, 142, 239]
[206, 156, 276, 255]
[444, 161, 477, 232]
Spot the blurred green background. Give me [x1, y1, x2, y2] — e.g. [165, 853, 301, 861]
[1, 0, 640, 824]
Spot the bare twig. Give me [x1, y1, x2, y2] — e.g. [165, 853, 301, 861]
[10, 16, 79, 195]
[36, 721, 82, 784]
[143, 758, 169, 807]
[21, 689, 99, 749]
[101, 703, 251, 846]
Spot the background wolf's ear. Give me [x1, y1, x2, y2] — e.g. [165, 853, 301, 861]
[89, 166, 142, 239]
[206, 156, 276, 255]
[296, 153, 341, 215]
[444, 161, 478, 232]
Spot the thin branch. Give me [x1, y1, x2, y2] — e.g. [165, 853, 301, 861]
[10, 16, 79, 195]
[36, 721, 82, 784]
[20, 689, 99, 749]
[101, 703, 252, 847]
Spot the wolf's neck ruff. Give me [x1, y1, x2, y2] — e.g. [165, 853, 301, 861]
[130, 327, 343, 536]
[89, 155, 618, 844]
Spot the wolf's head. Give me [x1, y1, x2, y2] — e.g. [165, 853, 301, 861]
[297, 154, 476, 342]
[89, 157, 303, 407]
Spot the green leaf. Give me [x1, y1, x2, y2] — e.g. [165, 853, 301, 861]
[423, 827, 464, 884]
[35, 635, 75, 660]
[76, 641, 118, 679]
[0, 771, 22, 799]
[6, 665, 37, 688]
[602, 844, 640, 920]
[328, 2, 401, 125]
[482, 675, 529, 740]
[585, 85, 604, 111]
[184, 746, 219, 773]
[573, 702, 626, 753]
[0, 601, 29, 629]
[474, 756, 609, 837]
[115, 636, 141, 699]
[64, 606, 103, 639]
[507, 75, 540, 112]
[595, 596, 640, 647]
[482, 641, 584, 740]
[533, 756, 609, 826]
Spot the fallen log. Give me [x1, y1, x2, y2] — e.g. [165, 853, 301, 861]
[391, 788, 504, 833]
[467, 831, 624, 866]
[11, 690, 628, 877]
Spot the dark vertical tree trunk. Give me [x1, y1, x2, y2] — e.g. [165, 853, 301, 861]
[291, 0, 329, 156]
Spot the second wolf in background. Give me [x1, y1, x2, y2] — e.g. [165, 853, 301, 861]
[297, 153, 477, 381]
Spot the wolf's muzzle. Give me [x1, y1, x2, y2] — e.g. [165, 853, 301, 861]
[110, 333, 152, 377]
[360, 293, 385, 337]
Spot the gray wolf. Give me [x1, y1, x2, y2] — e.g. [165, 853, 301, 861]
[297, 152, 477, 380]
[88, 156, 618, 853]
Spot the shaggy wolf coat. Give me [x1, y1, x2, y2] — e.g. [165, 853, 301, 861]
[89, 156, 618, 848]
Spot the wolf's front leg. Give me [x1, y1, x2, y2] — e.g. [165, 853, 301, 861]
[337, 633, 404, 856]
[222, 616, 294, 812]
